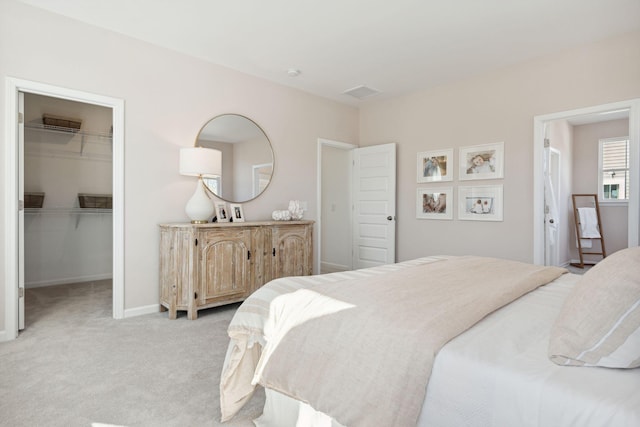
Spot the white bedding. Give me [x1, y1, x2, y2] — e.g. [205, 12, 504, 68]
[255, 272, 640, 427]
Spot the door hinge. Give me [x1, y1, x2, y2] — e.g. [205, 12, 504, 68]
[247, 250, 251, 260]
[195, 238, 198, 246]
[19, 287, 24, 298]
[18, 112, 24, 124]
[194, 292, 198, 300]
[544, 138, 550, 148]
[18, 200, 24, 211]
[272, 248, 276, 256]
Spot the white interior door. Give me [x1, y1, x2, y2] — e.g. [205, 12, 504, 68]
[544, 144, 561, 266]
[18, 91, 25, 330]
[352, 143, 396, 269]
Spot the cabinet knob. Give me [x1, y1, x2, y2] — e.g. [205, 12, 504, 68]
[387, 216, 393, 221]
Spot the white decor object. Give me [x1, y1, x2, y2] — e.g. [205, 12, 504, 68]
[180, 147, 222, 223]
[288, 200, 304, 220]
[272, 210, 292, 221]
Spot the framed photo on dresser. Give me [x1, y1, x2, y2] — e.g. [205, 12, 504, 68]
[230, 203, 245, 222]
[215, 202, 229, 222]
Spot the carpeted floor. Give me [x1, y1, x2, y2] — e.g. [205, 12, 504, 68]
[0, 280, 264, 427]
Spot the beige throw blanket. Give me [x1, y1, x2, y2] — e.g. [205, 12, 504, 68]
[253, 256, 566, 427]
[220, 257, 444, 422]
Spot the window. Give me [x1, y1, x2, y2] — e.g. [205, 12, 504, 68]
[598, 137, 629, 202]
[203, 176, 221, 195]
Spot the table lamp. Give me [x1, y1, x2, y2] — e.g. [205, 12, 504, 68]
[179, 147, 222, 223]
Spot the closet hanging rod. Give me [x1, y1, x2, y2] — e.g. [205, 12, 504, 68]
[25, 122, 113, 139]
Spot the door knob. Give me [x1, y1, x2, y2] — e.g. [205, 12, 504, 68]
[549, 219, 555, 224]
[387, 216, 393, 221]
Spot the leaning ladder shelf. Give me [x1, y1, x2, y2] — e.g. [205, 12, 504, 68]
[571, 194, 606, 268]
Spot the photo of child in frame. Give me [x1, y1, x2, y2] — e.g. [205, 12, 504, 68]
[466, 151, 495, 174]
[465, 196, 494, 215]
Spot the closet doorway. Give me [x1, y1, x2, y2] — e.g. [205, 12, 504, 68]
[533, 98, 640, 266]
[4, 78, 124, 341]
[316, 139, 397, 274]
[23, 93, 113, 326]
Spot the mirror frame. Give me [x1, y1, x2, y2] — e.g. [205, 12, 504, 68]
[195, 114, 274, 203]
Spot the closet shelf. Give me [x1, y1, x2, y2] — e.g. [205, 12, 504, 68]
[25, 208, 113, 215]
[25, 123, 113, 140]
[24, 123, 113, 162]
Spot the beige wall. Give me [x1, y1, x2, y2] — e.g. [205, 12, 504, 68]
[359, 31, 640, 263]
[0, 1, 358, 334]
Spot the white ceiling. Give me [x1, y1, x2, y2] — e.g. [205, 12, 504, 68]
[18, 0, 640, 106]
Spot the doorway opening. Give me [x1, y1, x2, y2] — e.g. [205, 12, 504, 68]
[317, 139, 357, 274]
[533, 99, 640, 266]
[4, 78, 124, 341]
[316, 139, 397, 274]
[23, 93, 113, 329]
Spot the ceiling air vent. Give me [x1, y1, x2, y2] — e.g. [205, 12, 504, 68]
[342, 85, 380, 100]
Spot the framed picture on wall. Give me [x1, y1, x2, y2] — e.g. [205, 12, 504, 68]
[459, 142, 504, 181]
[215, 202, 229, 223]
[417, 149, 453, 183]
[416, 187, 453, 220]
[230, 203, 245, 222]
[458, 185, 503, 221]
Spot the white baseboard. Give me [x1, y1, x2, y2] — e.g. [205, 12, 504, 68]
[124, 304, 160, 318]
[26, 273, 113, 289]
[320, 261, 350, 274]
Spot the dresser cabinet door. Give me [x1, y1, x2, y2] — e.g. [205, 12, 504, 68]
[270, 224, 313, 279]
[159, 228, 195, 319]
[198, 229, 252, 303]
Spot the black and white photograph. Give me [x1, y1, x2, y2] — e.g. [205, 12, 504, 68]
[230, 203, 245, 222]
[215, 202, 229, 222]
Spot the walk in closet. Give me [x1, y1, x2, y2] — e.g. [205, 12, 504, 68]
[23, 94, 113, 289]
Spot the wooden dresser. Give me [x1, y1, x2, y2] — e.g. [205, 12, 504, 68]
[159, 220, 313, 319]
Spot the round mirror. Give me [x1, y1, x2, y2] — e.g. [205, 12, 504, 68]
[196, 114, 274, 203]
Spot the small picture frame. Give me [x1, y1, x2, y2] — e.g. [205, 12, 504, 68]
[416, 187, 453, 220]
[230, 203, 245, 222]
[215, 202, 229, 223]
[458, 185, 503, 221]
[417, 149, 453, 183]
[459, 142, 504, 181]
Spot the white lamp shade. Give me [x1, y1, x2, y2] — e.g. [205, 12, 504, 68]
[180, 147, 222, 177]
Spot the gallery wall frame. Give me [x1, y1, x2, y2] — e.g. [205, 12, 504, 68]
[417, 187, 453, 220]
[458, 185, 503, 221]
[417, 148, 453, 183]
[459, 142, 504, 181]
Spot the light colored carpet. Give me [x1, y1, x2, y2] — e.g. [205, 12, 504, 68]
[0, 280, 264, 427]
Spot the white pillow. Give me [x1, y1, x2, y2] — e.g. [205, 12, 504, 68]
[548, 246, 640, 368]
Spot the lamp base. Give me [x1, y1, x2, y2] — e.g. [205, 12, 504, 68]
[185, 177, 214, 223]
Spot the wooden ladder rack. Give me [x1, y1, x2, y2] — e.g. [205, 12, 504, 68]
[571, 194, 606, 268]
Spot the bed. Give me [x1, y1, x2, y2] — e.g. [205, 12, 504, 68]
[220, 249, 640, 427]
